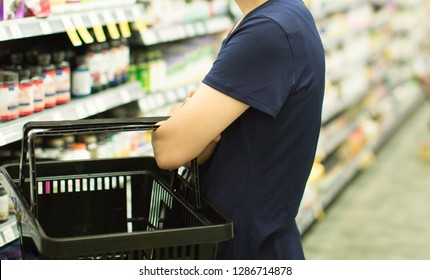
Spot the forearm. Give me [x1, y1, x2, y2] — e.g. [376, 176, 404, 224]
[195, 138, 220, 165]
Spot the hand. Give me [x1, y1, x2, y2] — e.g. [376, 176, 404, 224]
[195, 134, 221, 165]
[168, 88, 196, 116]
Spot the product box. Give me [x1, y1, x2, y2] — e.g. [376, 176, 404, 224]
[0, 0, 25, 21]
[24, 0, 51, 18]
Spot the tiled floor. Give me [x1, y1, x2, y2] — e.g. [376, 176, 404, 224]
[302, 103, 430, 260]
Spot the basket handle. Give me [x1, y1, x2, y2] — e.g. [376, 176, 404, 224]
[18, 117, 202, 213]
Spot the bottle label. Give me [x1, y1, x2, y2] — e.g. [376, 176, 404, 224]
[72, 69, 92, 97]
[0, 84, 10, 121]
[43, 70, 57, 107]
[19, 82, 35, 116]
[33, 79, 45, 112]
[56, 67, 71, 104]
[0, 83, 20, 121]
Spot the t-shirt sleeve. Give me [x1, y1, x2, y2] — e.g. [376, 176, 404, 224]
[202, 16, 296, 117]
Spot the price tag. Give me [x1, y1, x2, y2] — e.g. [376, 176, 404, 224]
[185, 24, 196, 37]
[142, 30, 158, 45]
[72, 15, 94, 44]
[61, 16, 82, 47]
[0, 132, 6, 146]
[75, 105, 87, 119]
[89, 12, 106, 43]
[132, 8, 148, 32]
[176, 26, 187, 40]
[155, 93, 165, 107]
[9, 25, 23, 39]
[103, 11, 121, 40]
[166, 27, 180, 41]
[146, 96, 157, 111]
[158, 28, 168, 42]
[3, 227, 16, 244]
[39, 20, 52, 35]
[165, 90, 178, 103]
[0, 26, 8, 41]
[85, 101, 98, 116]
[95, 98, 106, 112]
[116, 10, 131, 38]
[51, 112, 63, 121]
[195, 21, 206, 35]
[138, 99, 150, 113]
[177, 87, 188, 100]
[120, 89, 131, 103]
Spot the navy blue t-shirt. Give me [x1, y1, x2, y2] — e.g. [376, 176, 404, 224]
[200, 0, 325, 259]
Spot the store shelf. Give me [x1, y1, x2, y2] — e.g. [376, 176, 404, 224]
[0, 82, 143, 147]
[317, 115, 364, 161]
[138, 82, 199, 114]
[0, 3, 143, 42]
[297, 89, 425, 235]
[0, 215, 19, 248]
[137, 15, 232, 46]
[313, 0, 362, 21]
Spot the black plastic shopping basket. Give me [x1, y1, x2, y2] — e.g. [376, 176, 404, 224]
[0, 117, 233, 259]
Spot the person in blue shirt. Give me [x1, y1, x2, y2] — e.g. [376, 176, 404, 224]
[152, 0, 325, 259]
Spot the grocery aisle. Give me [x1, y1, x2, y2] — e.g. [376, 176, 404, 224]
[302, 103, 430, 260]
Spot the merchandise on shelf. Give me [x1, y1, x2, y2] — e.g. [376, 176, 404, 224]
[24, 0, 51, 18]
[38, 52, 57, 108]
[0, 71, 20, 121]
[142, 0, 229, 27]
[0, 186, 9, 223]
[130, 35, 221, 93]
[0, 36, 132, 123]
[0, 0, 25, 21]
[52, 51, 71, 104]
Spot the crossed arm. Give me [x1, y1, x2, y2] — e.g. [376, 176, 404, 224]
[151, 83, 249, 170]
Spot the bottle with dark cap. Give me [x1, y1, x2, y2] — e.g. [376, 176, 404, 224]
[38, 53, 57, 108]
[52, 51, 71, 104]
[30, 65, 46, 112]
[18, 68, 35, 116]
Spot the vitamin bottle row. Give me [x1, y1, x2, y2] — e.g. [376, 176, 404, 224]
[0, 39, 130, 122]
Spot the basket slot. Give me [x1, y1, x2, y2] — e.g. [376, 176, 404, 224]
[148, 181, 173, 231]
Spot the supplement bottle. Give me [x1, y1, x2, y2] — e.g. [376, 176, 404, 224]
[0, 186, 9, 223]
[0, 72, 20, 121]
[18, 68, 35, 116]
[61, 142, 91, 160]
[100, 42, 111, 90]
[71, 55, 92, 97]
[52, 51, 71, 104]
[30, 65, 46, 112]
[85, 44, 103, 93]
[119, 38, 130, 84]
[38, 53, 57, 108]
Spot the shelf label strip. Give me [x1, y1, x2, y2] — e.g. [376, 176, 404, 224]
[89, 12, 107, 43]
[72, 15, 94, 45]
[2, 226, 16, 244]
[103, 11, 121, 40]
[132, 8, 148, 33]
[61, 16, 82, 47]
[116, 10, 131, 38]
[0, 26, 8, 41]
[0, 132, 6, 146]
[39, 20, 52, 35]
[9, 25, 23, 39]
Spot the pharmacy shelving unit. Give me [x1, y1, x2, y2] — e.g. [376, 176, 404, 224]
[0, 1, 234, 251]
[136, 15, 232, 46]
[296, 0, 429, 234]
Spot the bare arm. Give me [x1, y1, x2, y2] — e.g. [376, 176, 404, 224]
[151, 83, 249, 170]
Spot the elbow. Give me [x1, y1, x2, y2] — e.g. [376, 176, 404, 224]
[152, 132, 189, 170]
[153, 153, 185, 170]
